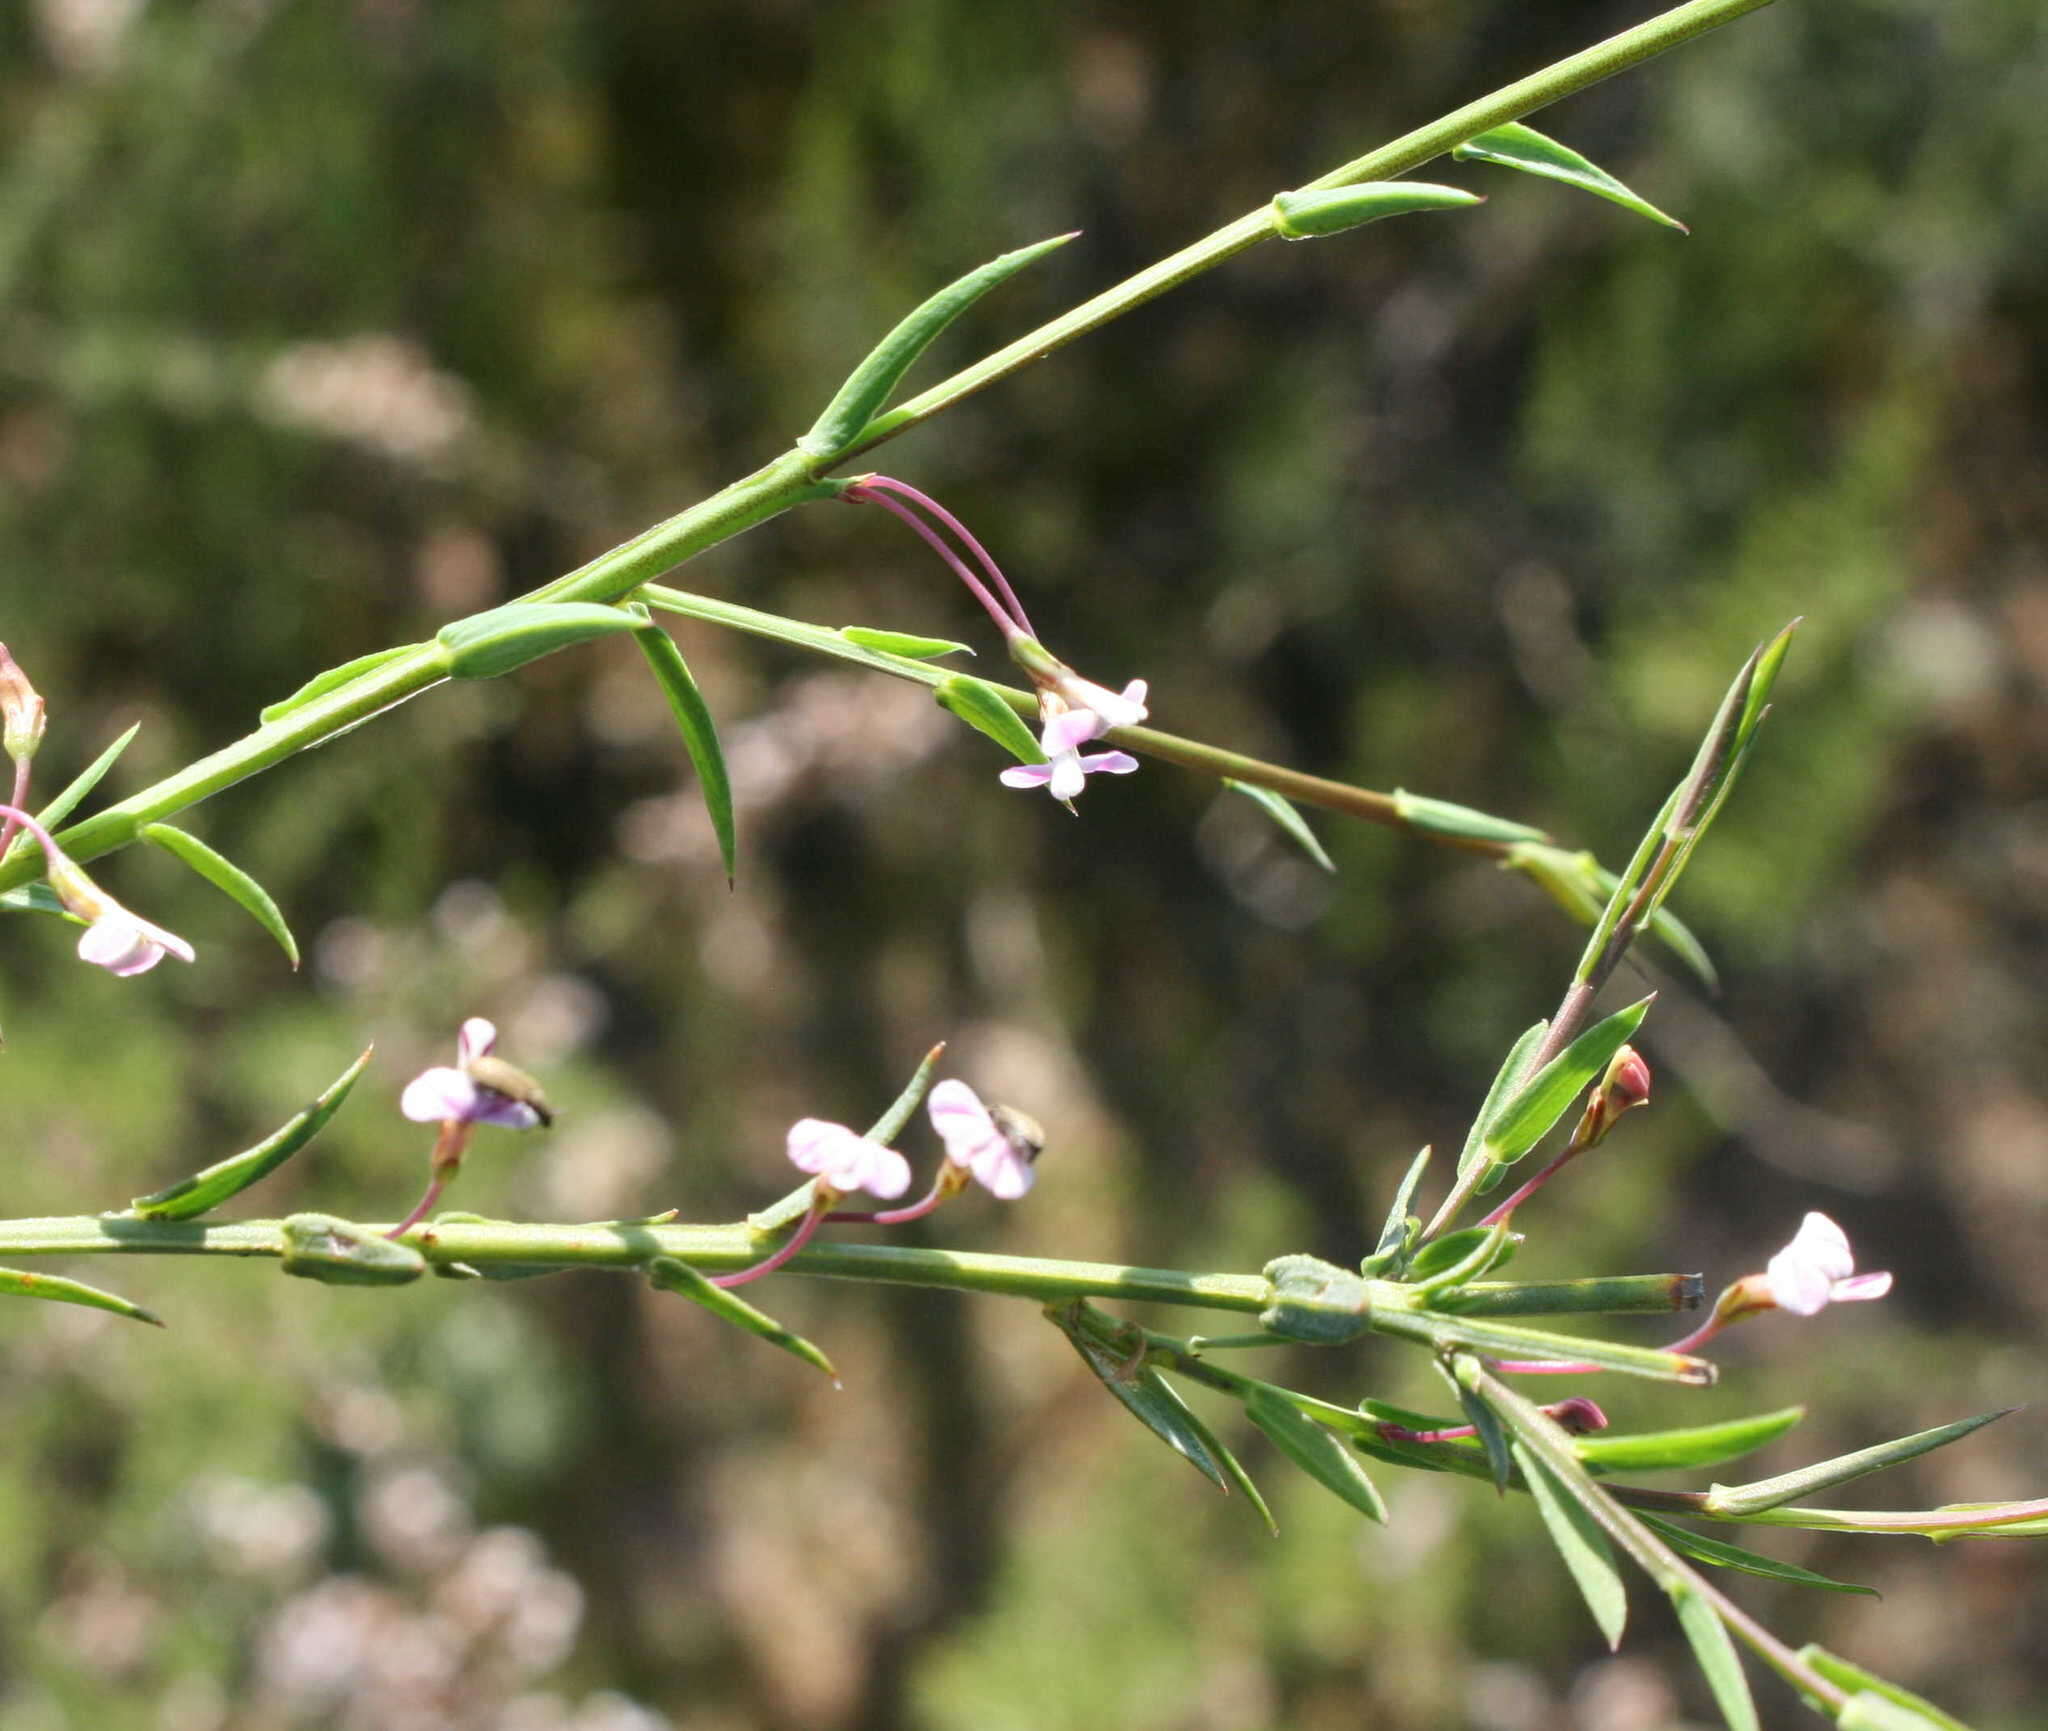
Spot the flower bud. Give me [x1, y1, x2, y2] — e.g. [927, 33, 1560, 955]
[0, 644, 46, 763]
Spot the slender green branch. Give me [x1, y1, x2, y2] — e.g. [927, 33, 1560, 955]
[844, 0, 1777, 457]
[0, 0, 1768, 891]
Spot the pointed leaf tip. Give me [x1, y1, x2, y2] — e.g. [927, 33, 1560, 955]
[142, 822, 300, 967]
[1, 1266, 163, 1326]
[1223, 780, 1336, 872]
[646, 1257, 838, 1379]
[799, 232, 1076, 459]
[634, 626, 737, 884]
[1452, 122, 1688, 232]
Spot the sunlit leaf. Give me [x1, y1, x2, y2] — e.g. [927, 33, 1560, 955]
[129, 1047, 372, 1220]
[1452, 121, 1688, 231]
[1481, 996, 1652, 1166]
[2, 722, 141, 869]
[0, 1266, 161, 1326]
[1390, 787, 1547, 846]
[438, 600, 649, 680]
[141, 822, 299, 967]
[1637, 1514, 1875, 1595]
[799, 232, 1077, 458]
[646, 1256, 838, 1379]
[259, 644, 419, 724]
[635, 625, 736, 884]
[1705, 1411, 2012, 1517]
[837, 626, 973, 660]
[1514, 1440, 1628, 1647]
[1576, 1407, 1804, 1474]
[1799, 1648, 1969, 1731]
[934, 673, 1045, 766]
[1456, 1019, 1547, 1180]
[1361, 1145, 1431, 1276]
[1668, 1581, 1759, 1731]
[1270, 181, 1482, 239]
[1223, 779, 1336, 873]
[1245, 1387, 1388, 1523]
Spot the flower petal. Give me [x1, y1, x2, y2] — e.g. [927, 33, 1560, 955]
[927, 1078, 999, 1158]
[999, 763, 1055, 788]
[401, 1067, 482, 1123]
[1041, 709, 1103, 755]
[786, 1117, 864, 1176]
[458, 1018, 499, 1067]
[1831, 1271, 1893, 1304]
[1080, 750, 1139, 776]
[1784, 1211, 1856, 1282]
[468, 1090, 544, 1131]
[77, 917, 165, 976]
[1048, 752, 1087, 801]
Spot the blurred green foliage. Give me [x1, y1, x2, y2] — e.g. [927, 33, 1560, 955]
[2, 1, 2045, 1726]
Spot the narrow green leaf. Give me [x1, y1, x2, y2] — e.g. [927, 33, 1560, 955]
[260, 644, 419, 724]
[438, 600, 649, 680]
[799, 232, 1077, 458]
[646, 1256, 838, 1379]
[1668, 1581, 1759, 1731]
[1456, 1019, 1548, 1180]
[1513, 1439, 1628, 1646]
[1636, 1514, 1875, 1596]
[1221, 779, 1337, 872]
[1482, 996, 1653, 1166]
[1270, 181, 1482, 239]
[1507, 843, 1719, 989]
[0, 1266, 162, 1326]
[130, 1047, 372, 1220]
[1214, 1431, 1280, 1537]
[141, 822, 299, 967]
[1576, 1407, 1805, 1475]
[1705, 1411, 2013, 1518]
[1052, 1305, 1233, 1493]
[1839, 1697, 1963, 1731]
[1246, 1387, 1389, 1524]
[1448, 1358, 1514, 1492]
[1799, 1649, 1969, 1731]
[837, 626, 973, 661]
[1452, 121, 1688, 232]
[634, 626, 736, 884]
[1390, 788, 1548, 847]
[2, 722, 141, 868]
[934, 673, 1046, 766]
[0, 883, 72, 919]
[1361, 1145, 1432, 1276]
[1408, 1223, 1518, 1286]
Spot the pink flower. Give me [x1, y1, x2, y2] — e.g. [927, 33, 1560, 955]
[1048, 674, 1148, 735]
[1764, 1212, 1894, 1317]
[927, 1079, 1038, 1200]
[999, 706, 1139, 802]
[785, 1119, 912, 1200]
[400, 1017, 550, 1130]
[21, 830, 197, 977]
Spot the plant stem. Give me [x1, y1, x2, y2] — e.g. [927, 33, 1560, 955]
[842, 0, 1777, 458]
[0, 0, 1770, 892]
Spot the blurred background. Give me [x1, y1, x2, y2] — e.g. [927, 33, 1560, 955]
[2, 0, 2044, 1726]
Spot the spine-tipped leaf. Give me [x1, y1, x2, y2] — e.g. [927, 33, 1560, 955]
[1223, 780, 1336, 873]
[1705, 1411, 2013, 1517]
[799, 233, 1076, 458]
[129, 1046, 373, 1220]
[1514, 1439, 1629, 1647]
[646, 1256, 837, 1379]
[1245, 1387, 1388, 1524]
[634, 626, 736, 884]
[1635, 1514, 1875, 1596]
[142, 822, 299, 967]
[1, 1266, 162, 1326]
[1452, 122, 1688, 231]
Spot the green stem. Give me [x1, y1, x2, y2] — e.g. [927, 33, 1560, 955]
[1471, 1363, 1847, 1717]
[842, 0, 1777, 458]
[0, 0, 1769, 891]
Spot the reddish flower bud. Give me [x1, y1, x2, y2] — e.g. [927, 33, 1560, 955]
[0, 644, 46, 763]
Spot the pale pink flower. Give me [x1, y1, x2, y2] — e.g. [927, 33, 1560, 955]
[785, 1119, 912, 1200]
[32, 841, 196, 976]
[999, 707, 1139, 802]
[400, 1017, 549, 1129]
[927, 1079, 1037, 1200]
[1048, 675, 1148, 735]
[1764, 1212, 1894, 1317]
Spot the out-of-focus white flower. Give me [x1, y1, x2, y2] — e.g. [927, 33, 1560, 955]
[400, 1017, 551, 1129]
[999, 706, 1139, 802]
[1763, 1212, 1894, 1317]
